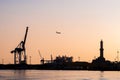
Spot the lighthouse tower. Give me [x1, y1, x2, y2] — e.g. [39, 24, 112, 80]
[92, 40, 105, 63]
[98, 40, 105, 62]
[100, 40, 104, 58]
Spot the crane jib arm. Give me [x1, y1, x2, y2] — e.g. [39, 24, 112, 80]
[23, 27, 28, 47]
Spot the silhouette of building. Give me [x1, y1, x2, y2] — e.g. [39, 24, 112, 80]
[54, 55, 73, 64]
[92, 40, 105, 63]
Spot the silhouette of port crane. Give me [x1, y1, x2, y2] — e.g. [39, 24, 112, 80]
[11, 27, 29, 65]
[38, 50, 44, 64]
[38, 50, 54, 64]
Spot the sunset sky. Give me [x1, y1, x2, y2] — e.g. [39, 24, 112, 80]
[0, 0, 120, 64]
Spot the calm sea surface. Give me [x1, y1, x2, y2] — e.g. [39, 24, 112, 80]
[0, 70, 120, 80]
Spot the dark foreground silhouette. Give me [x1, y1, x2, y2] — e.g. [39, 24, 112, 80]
[0, 61, 120, 71]
[1, 40, 120, 71]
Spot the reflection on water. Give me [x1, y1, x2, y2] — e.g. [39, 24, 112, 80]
[0, 70, 120, 80]
[13, 70, 26, 80]
[99, 71, 104, 80]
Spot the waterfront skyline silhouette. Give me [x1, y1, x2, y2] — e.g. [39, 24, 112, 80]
[0, 0, 120, 64]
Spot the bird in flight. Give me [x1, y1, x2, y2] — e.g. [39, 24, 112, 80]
[56, 31, 61, 34]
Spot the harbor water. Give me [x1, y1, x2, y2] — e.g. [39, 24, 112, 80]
[0, 70, 120, 80]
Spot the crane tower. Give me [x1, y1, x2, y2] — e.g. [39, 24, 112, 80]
[11, 27, 29, 65]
